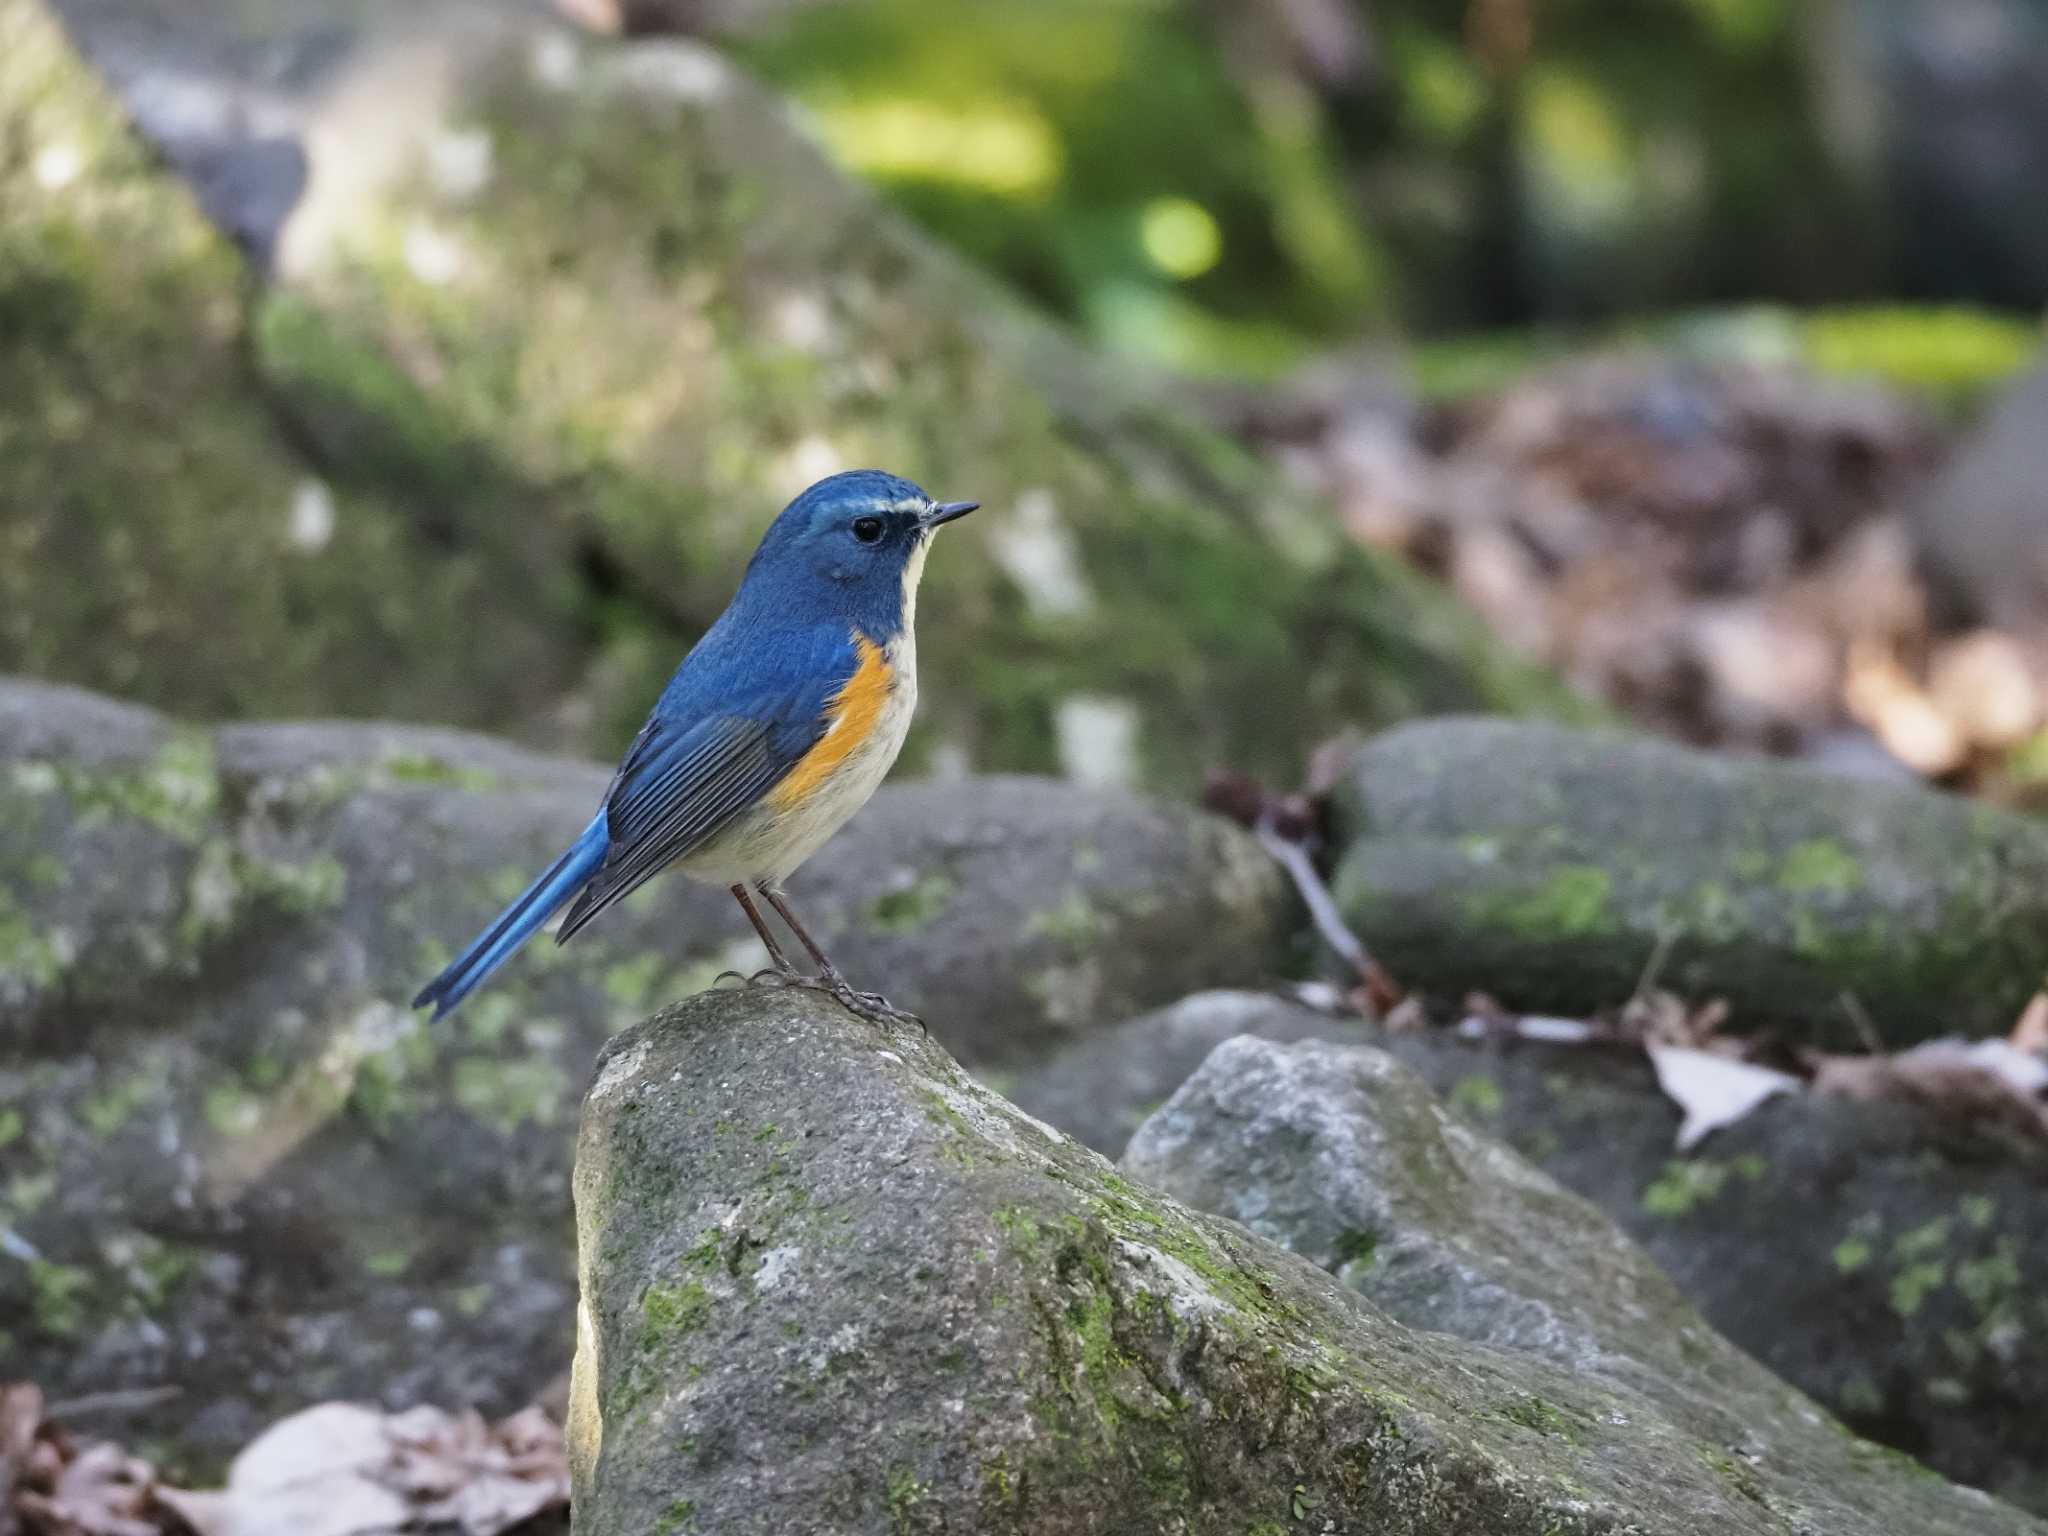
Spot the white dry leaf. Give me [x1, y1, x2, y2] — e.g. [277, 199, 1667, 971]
[1451, 1007, 1597, 1045]
[159, 1401, 569, 1536]
[1510, 1014, 1600, 1045]
[1961, 1037, 2048, 1098]
[157, 1403, 411, 1536]
[1646, 1044, 1801, 1151]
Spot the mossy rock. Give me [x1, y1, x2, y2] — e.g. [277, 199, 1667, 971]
[12, 0, 1578, 788]
[1331, 718, 2048, 1043]
[0, 675, 1293, 1469]
[1120, 1002, 2048, 1515]
[569, 987, 2039, 1534]
[0, 0, 583, 742]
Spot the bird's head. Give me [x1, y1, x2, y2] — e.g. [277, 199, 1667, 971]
[742, 470, 977, 635]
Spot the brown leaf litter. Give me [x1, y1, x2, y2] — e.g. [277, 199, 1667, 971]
[1249, 350, 2048, 804]
[1, 1389, 567, 1536]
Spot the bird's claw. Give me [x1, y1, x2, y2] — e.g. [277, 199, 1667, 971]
[713, 967, 800, 989]
[828, 981, 924, 1032]
[712, 967, 919, 1030]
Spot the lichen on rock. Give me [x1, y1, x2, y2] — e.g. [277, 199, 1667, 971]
[1330, 717, 2048, 1042]
[569, 988, 2040, 1534]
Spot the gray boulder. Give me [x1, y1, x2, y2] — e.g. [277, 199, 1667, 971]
[571, 988, 2038, 1535]
[996, 988, 1368, 1154]
[1331, 717, 2048, 1043]
[1909, 365, 2048, 631]
[1090, 991, 2048, 1515]
[0, 677, 1290, 1468]
[1126, 1036, 1759, 1401]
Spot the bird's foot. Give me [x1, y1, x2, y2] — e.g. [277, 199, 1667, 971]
[712, 967, 919, 1030]
[826, 980, 924, 1032]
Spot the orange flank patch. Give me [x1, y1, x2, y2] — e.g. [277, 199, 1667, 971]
[770, 634, 893, 811]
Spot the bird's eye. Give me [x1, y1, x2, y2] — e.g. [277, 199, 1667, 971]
[851, 516, 885, 545]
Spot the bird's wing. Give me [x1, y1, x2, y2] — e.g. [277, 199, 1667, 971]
[554, 638, 857, 942]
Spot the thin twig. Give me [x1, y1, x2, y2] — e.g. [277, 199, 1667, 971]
[1838, 991, 1883, 1056]
[1630, 922, 1681, 1002]
[1254, 819, 1399, 1011]
[1257, 824, 1371, 976]
[41, 1386, 182, 1420]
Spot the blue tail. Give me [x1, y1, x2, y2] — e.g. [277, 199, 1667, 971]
[413, 813, 609, 1020]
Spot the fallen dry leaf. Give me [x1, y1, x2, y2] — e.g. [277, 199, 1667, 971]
[158, 1402, 568, 1536]
[15, 1440, 161, 1536]
[2, 1383, 40, 1536]
[1844, 639, 1967, 776]
[1647, 1044, 1802, 1151]
[1618, 987, 1729, 1049]
[1248, 347, 2048, 799]
[4, 1384, 173, 1536]
[158, 1404, 409, 1536]
[385, 1405, 567, 1536]
[1927, 630, 2042, 750]
[2010, 992, 2048, 1056]
[1810, 1037, 2048, 1142]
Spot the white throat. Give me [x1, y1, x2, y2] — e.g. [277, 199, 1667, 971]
[899, 533, 932, 635]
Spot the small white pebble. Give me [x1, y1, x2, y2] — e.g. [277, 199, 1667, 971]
[614, 43, 729, 102]
[529, 30, 582, 89]
[989, 489, 1092, 618]
[923, 741, 973, 782]
[429, 128, 494, 200]
[1056, 695, 1139, 787]
[402, 223, 464, 286]
[770, 291, 833, 353]
[777, 437, 843, 497]
[288, 479, 336, 552]
[33, 142, 81, 189]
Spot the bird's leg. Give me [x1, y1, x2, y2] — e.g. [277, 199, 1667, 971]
[757, 882, 922, 1030]
[720, 883, 802, 987]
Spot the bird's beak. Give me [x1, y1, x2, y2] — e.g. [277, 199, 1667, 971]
[920, 499, 979, 529]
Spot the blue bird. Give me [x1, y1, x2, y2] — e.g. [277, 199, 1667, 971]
[413, 470, 977, 1025]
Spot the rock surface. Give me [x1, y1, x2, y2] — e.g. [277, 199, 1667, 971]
[996, 988, 1368, 1155]
[1910, 364, 2048, 631]
[6, 0, 1575, 783]
[0, 677, 1290, 1469]
[1331, 717, 2048, 1042]
[0, 0, 580, 743]
[572, 987, 2038, 1535]
[1048, 989, 2048, 1514]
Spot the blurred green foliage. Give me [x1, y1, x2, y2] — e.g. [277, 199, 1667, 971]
[1410, 305, 2042, 409]
[737, 0, 1381, 376]
[737, 0, 2040, 387]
